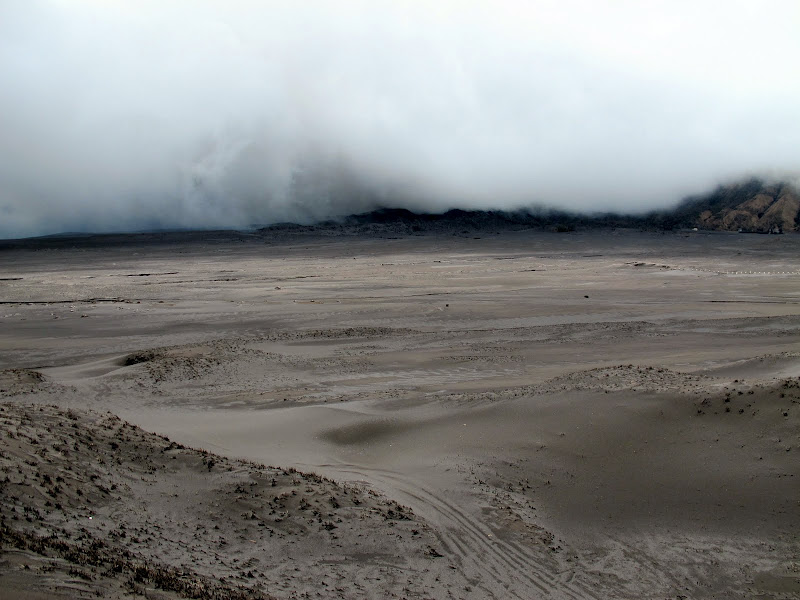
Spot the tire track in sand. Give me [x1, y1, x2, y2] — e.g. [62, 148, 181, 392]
[316, 462, 597, 600]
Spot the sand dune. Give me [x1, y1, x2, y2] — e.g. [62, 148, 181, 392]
[1, 229, 799, 598]
[0, 402, 461, 599]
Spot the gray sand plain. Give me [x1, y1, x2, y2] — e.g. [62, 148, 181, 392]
[1, 229, 799, 599]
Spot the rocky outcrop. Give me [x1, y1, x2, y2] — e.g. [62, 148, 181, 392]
[686, 179, 799, 233]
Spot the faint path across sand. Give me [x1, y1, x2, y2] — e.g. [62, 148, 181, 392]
[313, 461, 599, 600]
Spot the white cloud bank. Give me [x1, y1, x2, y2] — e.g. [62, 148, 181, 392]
[1, 0, 798, 237]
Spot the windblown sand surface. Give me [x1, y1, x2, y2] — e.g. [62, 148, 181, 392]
[1, 229, 799, 599]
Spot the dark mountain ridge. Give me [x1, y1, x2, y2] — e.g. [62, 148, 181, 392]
[261, 178, 799, 236]
[1, 179, 798, 248]
[671, 178, 799, 233]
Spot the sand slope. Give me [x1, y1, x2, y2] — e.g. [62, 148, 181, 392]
[0, 402, 463, 599]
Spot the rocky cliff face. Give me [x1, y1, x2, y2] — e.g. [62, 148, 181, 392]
[684, 180, 799, 233]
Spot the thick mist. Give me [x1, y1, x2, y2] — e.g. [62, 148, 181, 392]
[1, 1, 799, 238]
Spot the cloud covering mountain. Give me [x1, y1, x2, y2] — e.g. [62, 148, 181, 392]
[1, 1, 799, 237]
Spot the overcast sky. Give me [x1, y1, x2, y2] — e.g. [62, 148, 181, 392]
[1, 0, 798, 237]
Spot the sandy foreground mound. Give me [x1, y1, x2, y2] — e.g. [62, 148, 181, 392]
[2, 370, 798, 600]
[0, 402, 460, 599]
